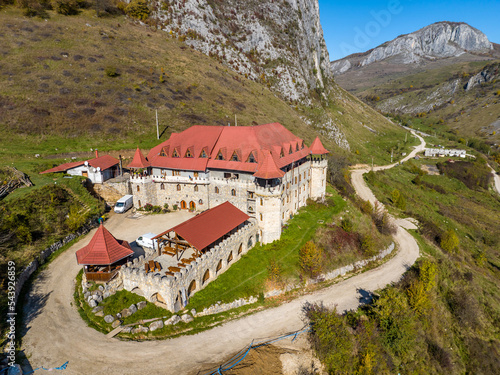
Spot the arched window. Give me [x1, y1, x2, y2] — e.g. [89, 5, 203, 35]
[160, 183, 165, 190]
[199, 199, 203, 205]
[202, 269, 210, 284]
[177, 184, 181, 191]
[215, 186, 219, 194]
[189, 201, 196, 210]
[216, 259, 222, 274]
[238, 244, 243, 254]
[260, 198, 263, 206]
[180, 200, 187, 209]
[227, 252, 233, 263]
[231, 189, 236, 196]
[187, 280, 196, 296]
[137, 185, 140, 192]
[194, 184, 199, 192]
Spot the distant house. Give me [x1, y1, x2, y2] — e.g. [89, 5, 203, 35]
[40, 151, 120, 184]
[424, 148, 466, 158]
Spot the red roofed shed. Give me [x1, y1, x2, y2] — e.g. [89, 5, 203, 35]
[153, 202, 249, 257]
[76, 225, 134, 282]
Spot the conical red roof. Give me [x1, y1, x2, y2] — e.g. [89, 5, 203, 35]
[76, 225, 134, 265]
[127, 148, 150, 168]
[309, 136, 329, 155]
[253, 151, 285, 179]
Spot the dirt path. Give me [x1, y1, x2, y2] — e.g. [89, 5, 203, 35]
[488, 164, 500, 195]
[20, 132, 425, 375]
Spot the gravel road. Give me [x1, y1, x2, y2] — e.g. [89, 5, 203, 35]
[20, 131, 424, 375]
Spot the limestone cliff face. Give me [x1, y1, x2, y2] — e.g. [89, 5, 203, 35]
[331, 22, 493, 76]
[154, 0, 331, 103]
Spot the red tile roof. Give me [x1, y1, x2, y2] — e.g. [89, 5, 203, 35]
[76, 225, 134, 265]
[153, 202, 249, 251]
[87, 155, 119, 170]
[309, 136, 329, 155]
[40, 160, 85, 174]
[146, 123, 321, 177]
[127, 148, 150, 169]
[253, 151, 285, 179]
[40, 155, 119, 174]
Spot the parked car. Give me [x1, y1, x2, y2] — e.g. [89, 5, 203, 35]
[114, 195, 134, 214]
[136, 233, 158, 249]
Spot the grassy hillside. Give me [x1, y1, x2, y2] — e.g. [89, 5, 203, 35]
[306, 158, 500, 374]
[0, 7, 410, 172]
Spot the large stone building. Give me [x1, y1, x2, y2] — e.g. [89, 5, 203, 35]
[129, 123, 329, 244]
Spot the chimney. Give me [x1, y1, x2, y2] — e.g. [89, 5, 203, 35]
[95, 149, 99, 158]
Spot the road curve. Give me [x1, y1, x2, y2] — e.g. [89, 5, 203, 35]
[21, 132, 424, 375]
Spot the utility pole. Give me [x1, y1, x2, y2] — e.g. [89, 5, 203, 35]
[156, 109, 159, 140]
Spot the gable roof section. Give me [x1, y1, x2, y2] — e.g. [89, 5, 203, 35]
[309, 136, 329, 155]
[40, 160, 85, 174]
[40, 155, 119, 175]
[88, 155, 119, 170]
[127, 148, 150, 168]
[76, 225, 133, 265]
[153, 202, 249, 251]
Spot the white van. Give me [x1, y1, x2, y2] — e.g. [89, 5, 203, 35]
[114, 195, 134, 213]
[136, 233, 158, 249]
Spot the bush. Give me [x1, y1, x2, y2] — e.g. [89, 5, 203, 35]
[299, 241, 323, 278]
[143, 203, 153, 212]
[124, 0, 150, 20]
[105, 66, 119, 77]
[52, 0, 80, 15]
[371, 205, 396, 236]
[340, 217, 353, 232]
[440, 229, 459, 253]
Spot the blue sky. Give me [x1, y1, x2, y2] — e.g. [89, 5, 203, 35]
[318, 0, 500, 61]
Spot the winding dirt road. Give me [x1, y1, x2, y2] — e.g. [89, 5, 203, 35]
[20, 132, 425, 375]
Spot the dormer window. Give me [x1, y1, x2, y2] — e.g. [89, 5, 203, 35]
[216, 150, 224, 160]
[247, 152, 256, 163]
[280, 148, 284, 158]
[172, 148, 180, 158]
[185, 149, 193, 158]
[200, 149, 207, 158]
[289, 145, 293, 154]
[301, 141, 304, 150]
[296, 143, 299, 152]
[160, 149, 166, 157]
[231, 151, 239, 162]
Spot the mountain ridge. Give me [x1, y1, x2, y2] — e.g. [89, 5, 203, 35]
[331, 21, 497, 80]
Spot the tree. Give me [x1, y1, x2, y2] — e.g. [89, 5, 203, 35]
[419, 259, 437, 292]
[441, 230, 459, 253]
[299, 241, 323, 278]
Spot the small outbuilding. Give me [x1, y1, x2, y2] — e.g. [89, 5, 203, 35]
[40, 151, 120, 184]
[76, 225, 134, 282]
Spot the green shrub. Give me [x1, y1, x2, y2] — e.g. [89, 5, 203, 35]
[340, 217, 353, 232]
[52, 0, 80, 15]
[124, 0, 150, 20]
[299, 241, 323, 278]
[440, 229, 459, 253]
[105, 66, 119, 77]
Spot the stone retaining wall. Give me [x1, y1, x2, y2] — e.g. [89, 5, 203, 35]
[13, 217, 101, 307]
[121, 221, 258, 312]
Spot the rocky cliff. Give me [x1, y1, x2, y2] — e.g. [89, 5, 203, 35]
[154, 0, 331, 103]
[331, 22, 494, 76]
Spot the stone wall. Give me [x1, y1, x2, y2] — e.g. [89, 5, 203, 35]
[13, 217, 100, 307]
[93, 180, 131, 203]
[121, 221, 258, 312]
